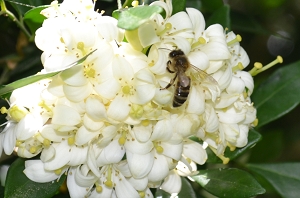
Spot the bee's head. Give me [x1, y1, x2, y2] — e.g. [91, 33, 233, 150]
[169, 49, 184, 58]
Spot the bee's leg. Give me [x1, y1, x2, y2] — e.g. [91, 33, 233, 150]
[167, 60, 175, 73]
[160, 73, 178, 90]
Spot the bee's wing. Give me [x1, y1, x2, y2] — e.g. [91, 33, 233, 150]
[190, 64, 218, 85]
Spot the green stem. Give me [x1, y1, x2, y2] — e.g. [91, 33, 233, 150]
[0, 0, 31, 38]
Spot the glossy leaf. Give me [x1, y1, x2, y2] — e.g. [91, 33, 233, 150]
[172, 0, 186, 15]
[192, 168, 265, 198]
[206, 129, 262, 163]
[23, 5, 48, 34]
[252, 61, 300, 128]
[0, 49, 96, 98]
[7, 0, 42, 16]
[4, 158, 66, 198]
[178, 177, 197, 198]
[206, 4, 231, 30]
[117, 6, 163, 30]
[247, 163, 300, 198]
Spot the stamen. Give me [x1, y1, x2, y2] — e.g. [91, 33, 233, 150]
[118, 130, 127, 145]
[139, 191, 145, 198]
[158, 23, 172, 36]
[232, 62, 244, 72]
[68, 136, 75, 145]
[154, 142, 164, 153]
[104, 167, 113, 188]
[191, 37, 207, 48]
[227, 34, 242, 46]
[39, 101, 52, 113]
[43, 139, 51, 148]
[54, 168, 62, 175]
[249, 56, 283, 76]
[252, 118, 259, 127]
[209, 146, 230, 164]
[226, 142, 236, 151]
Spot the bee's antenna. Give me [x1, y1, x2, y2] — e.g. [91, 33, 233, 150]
[158, 48, 171, 51]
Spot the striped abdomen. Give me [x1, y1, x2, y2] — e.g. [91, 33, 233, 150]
[173, 77, 191, 107]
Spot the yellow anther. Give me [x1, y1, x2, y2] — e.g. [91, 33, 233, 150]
[252, 118, 259, 127]
[60, 37, 65, 43]
[68, 137, 75, 145]
[54, 168, 62, 175]
[154, 142, 164, 153]
[232, 62, 244, 72]
[249, 56, 283, 76]
[43, 139, 51, 148]
[132, 0, 139, 7]
[139, 191, 145, 198]
[254, 62, 263, 69]
[29, 146, 37, 154]
[243, 91, 248, 99]
[86, 68, 96, 78]
[141, 120, 150, 126]
[158, 23, 172, 36]
[192, 37, 207, 48]
[104, 167, 113, 187]
[122, 85, 131, 94]
[77, 42, 85, 50]
[118, 136, 126, 145]
[1, 107, 8, 114]
[96, 185, 103, 193]
[227, 142, 236, 151]
[130, 104, 143, 119]
[104, 180, 113, 188]
[16, 140, 22, 147]
[227, 34, 242, 46]
[9, 105, 29, 122]
[209, 146, 230, 164]
[156, 146, 164, 153]
[148, 61, 154, 67]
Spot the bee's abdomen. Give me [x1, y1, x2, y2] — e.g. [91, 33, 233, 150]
[173, 82, 190, 107]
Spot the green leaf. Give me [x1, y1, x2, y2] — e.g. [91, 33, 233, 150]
[7, 0, 39, 16]
[0, 72, 59, 98]
[247, 163, 300, 198]
[252, 61, 300, 128]
[155, 188, 171, 197]
[206, 4, 231, 30]
[171, 0, 186, 15]
[4, 158, 66, 198]
[200, 0, 223, 12]
[206, 129, 262, 163]
[192, 168, 265, 198]
[231, 10, 269, 34]
[178, 177, 196, 198]
[23, 5, 48, 34]
[117, 6, 163, 30]
[0, 49, 96, 98]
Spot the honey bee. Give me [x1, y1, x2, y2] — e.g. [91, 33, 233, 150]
[160, 49, 218, 107]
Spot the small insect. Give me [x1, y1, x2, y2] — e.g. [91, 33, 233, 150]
[160, 49, 217, 107]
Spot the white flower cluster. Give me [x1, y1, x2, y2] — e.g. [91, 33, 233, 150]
[0, 0, 256, 197]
